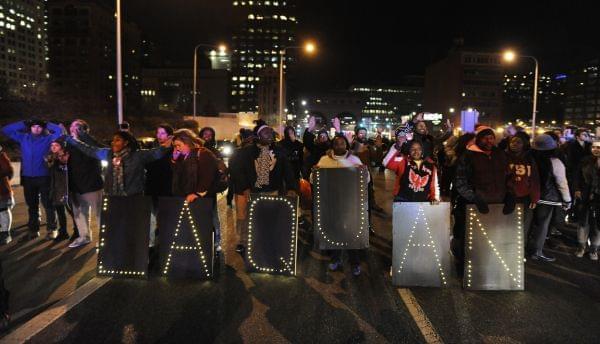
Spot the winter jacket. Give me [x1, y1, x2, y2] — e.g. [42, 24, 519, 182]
[232, 143, 298, 194]
[1, 121, 63, 177]
[0, 150, 13, 206]
[573, 156, 599, 203]
[535, 156, 571, 206]
[384, 146, 439, 202]
[565, 139, 591, 184]
[66, 136, 169, 196]
[279, 138, 304, 179]
[67, 132, 103, 194]
[47, 155, 69, 206]
[454, 145, 510, 204]
[171, 148, 217, 197]
[302, 129, 329, 178]
[507, 151, 540, 204]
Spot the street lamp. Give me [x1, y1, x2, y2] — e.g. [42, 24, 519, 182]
[193, 43, 227, 118]
[503, 49, 540, 137]
[115, 0, 123, 125]
[278, 41, 317, 128]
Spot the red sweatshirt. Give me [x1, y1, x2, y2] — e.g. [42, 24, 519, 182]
[383, 146, 439, 202]
[507, 152, 540, 203]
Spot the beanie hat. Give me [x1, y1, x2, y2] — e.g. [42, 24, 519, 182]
[532, 134, 557, 151]
[395, 124, 412, 138]
[26, 119, 47, 129]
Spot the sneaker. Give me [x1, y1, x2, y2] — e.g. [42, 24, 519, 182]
[46, 230, 58, 240]
[575, 247, 585, 258]
[68, 237, 91, 248]
[54, 231, 69, 242]
[69, 233, 80, 242]
[0, 232, 11, 245]
[328, 260, 342, 271]
[352, 265, 361, 276]
[589, 251, 598, 261]
[216, 245, 222, 252]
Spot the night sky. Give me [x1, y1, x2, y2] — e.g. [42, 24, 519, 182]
[124, 1, 599, 91]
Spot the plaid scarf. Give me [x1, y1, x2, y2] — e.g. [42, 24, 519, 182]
[111, 148, 130, 196]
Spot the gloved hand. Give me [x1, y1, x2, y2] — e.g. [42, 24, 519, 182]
[475, 196, 489, 214]
[503, 193, 516, 215]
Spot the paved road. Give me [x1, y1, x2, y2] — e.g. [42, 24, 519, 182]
[2, 170, 600, 343]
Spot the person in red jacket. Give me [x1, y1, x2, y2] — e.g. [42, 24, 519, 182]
[506, 131, 540, 239]
[384, 140, 440, 203]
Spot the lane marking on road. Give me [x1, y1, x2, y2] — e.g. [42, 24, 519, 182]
[397, 288, 444, 344]
[2, 277, 112, 343]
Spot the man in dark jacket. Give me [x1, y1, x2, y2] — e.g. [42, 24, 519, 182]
[2, 119, 63, 240]
[231, 120, 298, 255]
[67, 120, 104, 245]
[453, 126, 514, 265]
[407, 114, 453, 161]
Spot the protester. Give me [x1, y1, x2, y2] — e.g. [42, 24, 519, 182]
[145, 124, 174, 250]
[196, 127, 227, 252]
[46, 138, 77, 241]
[530, 134, 572, 262]
[0, 146, 14, 245]
[497, 124, 518, 150]
[314, 135, 367, 276]
[67, 119, 103, 245]
[1, 119, 63, 241]
[230, 120, 298, 256]
[384, 140, 440, 203]
[302, 116, 331, 179]
[407, 114, 453, 160]
[279, 126, 304, 180]
[171, 129, 217, 202]
[228, 129, 254, 207]
[438, 135, 458, 199]
[352, 125, 384, 214]
[573, 139, 600, 260]
[506, 131, 540, 239]
[565, 128, 591, 189]
[66, 131, 170, 247]
[453, 126, 513, 268]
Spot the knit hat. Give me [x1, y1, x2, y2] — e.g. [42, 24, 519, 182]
[395, 124, 412, 138]
[532, 134, 557, 151]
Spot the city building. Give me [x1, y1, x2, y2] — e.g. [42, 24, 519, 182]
[564, 58, 600, 126]
[47, 0, 141, 115]
[230, 0, 298, 118]
[424, 45, 504, 126]
[141, 67, 229, 115]
[0, 0, 48, 101]
[349, 79, 424, 123]
[502, 72, 567, 125]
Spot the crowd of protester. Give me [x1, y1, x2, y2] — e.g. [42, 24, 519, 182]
[0, 114, 597, 331]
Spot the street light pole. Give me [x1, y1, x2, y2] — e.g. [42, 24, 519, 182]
[529, 56, 540, 137]
[278, 49, 286, 128]
[115, 0, 123, 125]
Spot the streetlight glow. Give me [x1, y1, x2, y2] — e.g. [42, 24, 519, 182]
[218, 44, 227, 53]
[304, 41, 316, 54]
[503, 50, 516, 63]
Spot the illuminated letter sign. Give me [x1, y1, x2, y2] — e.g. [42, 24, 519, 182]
[158, 198, 214, 279]
[313, 167, 369, 250]
[245, 195, 298, 275]
[392, 202, 451, 287]
[97, 196, 152, 278]
[465, 204, 524, 290]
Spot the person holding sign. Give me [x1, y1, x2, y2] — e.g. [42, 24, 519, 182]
[315, 135, 368, 276]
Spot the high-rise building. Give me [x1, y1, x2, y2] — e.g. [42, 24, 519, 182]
[564, 58, 600, 126]
[349, 81, 424, 123]
[230, 0, 297, 121]
[0, 0, 48, 101]
[503, 72, 567, 124]
[47, 0, 141, 115]
[425, 45, 504, 126]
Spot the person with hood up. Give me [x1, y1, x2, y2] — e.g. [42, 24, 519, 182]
[1, 119, 63, 241]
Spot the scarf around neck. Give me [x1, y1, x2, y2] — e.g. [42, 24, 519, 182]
[111, 148, 130, 196]
[254, 145, 275, 189]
